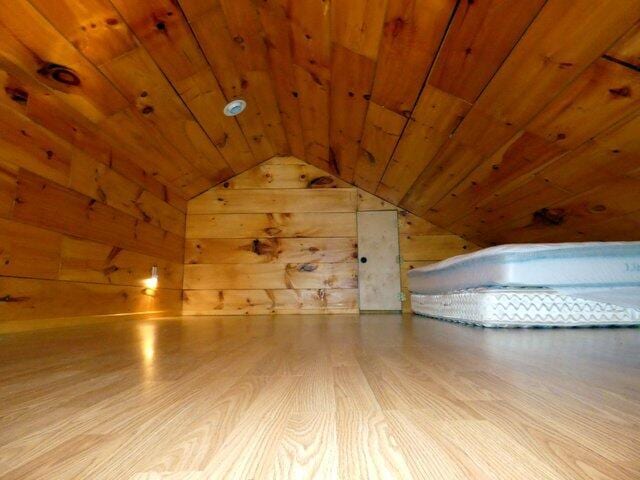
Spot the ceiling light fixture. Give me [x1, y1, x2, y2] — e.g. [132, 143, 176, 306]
[223, 99, 247, 116]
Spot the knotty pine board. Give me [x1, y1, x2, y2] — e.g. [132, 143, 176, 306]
[185, 237, 357, 265]
[186, 212, 357, 239]
[184, 158, 478, 315]
[0, 101, 186, 325]
[182, 288, 358, 315]
[188, 188, 357, 214]
[0, 277, 182, 322]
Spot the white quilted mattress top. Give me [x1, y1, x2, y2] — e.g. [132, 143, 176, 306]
[408, 242, 640, 297]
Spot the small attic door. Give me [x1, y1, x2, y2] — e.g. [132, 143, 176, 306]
[357, 210, 402, 311]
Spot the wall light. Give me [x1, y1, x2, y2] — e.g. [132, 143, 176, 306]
[144, 265, 159, 291]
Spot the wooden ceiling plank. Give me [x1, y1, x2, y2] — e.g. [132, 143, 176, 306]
[218, 0, 289, 154]
[370, 0, 456, 116]
[377, 85, 471, 204]
[180, 0, 277, 162]
[571, 209, 640, 242]
[98, 108, 214, 198]
[5, 1, 225, 198]
[425, 131, 566, 228]
[429, 0, 546, 103]
[329, 44, 376, 183]
[527, 58, 640, 151]
[255, 0, 306, 159]
[109, 0, 258, 173]
[25, 0, 235, 187]
[293, 64, 331, 174]
[473, 0, 640, 131]
[401, 0, 640, 223]
[173, 69, 257, 173]
[426, 56, 640, 228]
[399, 139, 482, 214]
[0, 2, 128, 121]
[99, 48, 233, 184]
[28, 0, 137, 65]
[1, 53, 189, 210]
[457, 176, 572, 243]
[353, 102, 405, 193]
[538, 114, 640, 195]
[287, 0, 332, 170]
[331, 0, 388, 61]
[357, 0, 541, 207]
[488, 176, 640, 244]
[606, 21, 640, 69]
[459, 112, 640, 239]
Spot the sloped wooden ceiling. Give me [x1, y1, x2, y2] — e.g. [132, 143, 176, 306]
[1, 0, 639, 246]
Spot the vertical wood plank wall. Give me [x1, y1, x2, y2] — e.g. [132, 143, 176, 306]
[183, 157, 478, 315]
[0, 106, 186, 329]
[183, 157, 359, 314]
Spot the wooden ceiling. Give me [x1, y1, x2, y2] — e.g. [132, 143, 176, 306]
[1, 0, 639, 245]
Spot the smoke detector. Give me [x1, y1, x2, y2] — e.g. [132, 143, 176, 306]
[223, 99, 247, 116]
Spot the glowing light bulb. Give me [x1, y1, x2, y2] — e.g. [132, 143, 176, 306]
[144, 265, 159, 290]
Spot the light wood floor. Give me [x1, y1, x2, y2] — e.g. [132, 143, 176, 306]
[0, 314, 639, 479]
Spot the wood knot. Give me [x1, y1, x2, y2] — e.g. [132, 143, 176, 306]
[5, 87, 29, 104]
[533, 207, 565, 226]
[389, 17, 405, 37]
[251, 239, 272, 256]
[307, 176, 334, 188]
[609, 86, 631, 98]
[102, 265, 119, 276]
[37, 63, 81, 86]
[156, 21, 167, 31]
[141, 105, 154, 115]
[589, 204, 607, 213]
[297, 263, 317, 272]
[1, 295, 28, 303]
[364, 150, 375, 165]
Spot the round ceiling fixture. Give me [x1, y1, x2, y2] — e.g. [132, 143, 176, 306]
[223, 99, 247, 117]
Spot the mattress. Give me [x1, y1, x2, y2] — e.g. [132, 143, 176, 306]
[408, 242, 640, 295]
[411, 288, 640, 328]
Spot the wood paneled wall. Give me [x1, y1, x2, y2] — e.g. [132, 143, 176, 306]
[183, 156, 477, 315]
[354, 192, 479, 313]
[183, 157, 359, 315]
[398, 211, 479, 312]
[0, 103, 185, 326]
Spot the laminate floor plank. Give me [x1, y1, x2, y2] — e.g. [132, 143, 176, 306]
[0, 314, 638, 479]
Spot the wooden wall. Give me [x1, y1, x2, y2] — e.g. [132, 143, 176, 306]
[183, 157, 359, 315]
[0, 103, 185, 327]
[183, 156, 477, 315]
[354, 192, 479, 313]
[398, 211, 479, 312]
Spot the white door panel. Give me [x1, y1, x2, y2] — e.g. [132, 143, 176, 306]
[357, 210, 402, 310]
